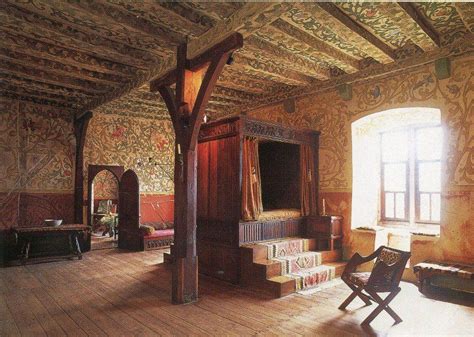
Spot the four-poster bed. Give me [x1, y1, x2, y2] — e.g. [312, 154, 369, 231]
[197, 116, 320, 283]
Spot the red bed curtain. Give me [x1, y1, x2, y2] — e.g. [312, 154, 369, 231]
[242, 137, 263, 221]
[300, 144, 316, 216]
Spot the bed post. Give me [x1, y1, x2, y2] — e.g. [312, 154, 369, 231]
[150, 33, 243, 304]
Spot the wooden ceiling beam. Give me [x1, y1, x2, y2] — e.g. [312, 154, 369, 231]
[207, 97, 237, 107]
[454, 3, 474, 33]
[212, 86, 259, 103]
[148, 2, 214, 35]
[188, 2, 291, 58]
[0, 30, 140, 77]
[84, 2, 289, 112]
[70, 0, 185, 46]
[317, 2, 397, 61]
[393, 2, 440, 49]
[282, 3, 389, 64]
[0, 59, 110, 94]
[0, 49, 126, 86]
[272, 18, 360, 73]
[232, 53, 314, 86]
[245, 36, 331, 80]
[241, 33, 473, 113]
[0, 91, 78, 110]
[0, 71, 95, 100]
[0, 3, 163, 68]
[216, 74, 266, 94]
[0, 83, 87, 105]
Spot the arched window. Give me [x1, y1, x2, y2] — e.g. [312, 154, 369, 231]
[351, 108, 442, 230]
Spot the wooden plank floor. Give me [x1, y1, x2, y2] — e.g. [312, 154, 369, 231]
[1, 249, 473, 336]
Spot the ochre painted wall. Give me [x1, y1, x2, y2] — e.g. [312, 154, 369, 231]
[83, 112, 175, 223]
[0, 99, 176, 229]
[0, 99, 75, 228]
[246, 54, 474, 265]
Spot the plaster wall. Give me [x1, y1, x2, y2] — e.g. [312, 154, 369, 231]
[246, 54, 474, 267]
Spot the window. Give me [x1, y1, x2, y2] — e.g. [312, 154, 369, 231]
[381, 126, 442, 224]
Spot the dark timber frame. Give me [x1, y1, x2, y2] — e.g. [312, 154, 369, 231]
[73, 111, 93, 224]
[150, 32, 243, 304]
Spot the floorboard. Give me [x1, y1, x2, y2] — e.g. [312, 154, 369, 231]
[0, 248, 472, 336]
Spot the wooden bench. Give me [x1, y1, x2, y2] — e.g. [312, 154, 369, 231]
[413, 261, 474, 294]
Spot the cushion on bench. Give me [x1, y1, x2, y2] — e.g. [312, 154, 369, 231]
[144, 229, 174, 238]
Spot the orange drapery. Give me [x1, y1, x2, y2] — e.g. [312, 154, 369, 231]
[241, 137, 263, 221]
[300, 144, 316, 216]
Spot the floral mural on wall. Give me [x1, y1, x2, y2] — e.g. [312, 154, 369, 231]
[92, 169, 119, 200]
[84, 113, 175, 195]
[0, 100, 75, 228]
[247, 54, 474, 263]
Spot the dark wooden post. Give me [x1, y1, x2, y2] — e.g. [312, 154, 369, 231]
[73, 111, 92, 224]
[151, 33, 243, 304]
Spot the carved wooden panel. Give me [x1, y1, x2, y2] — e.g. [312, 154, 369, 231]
[238, 217, 305, 245]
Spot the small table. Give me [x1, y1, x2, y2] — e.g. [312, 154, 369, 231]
[14, 224, 89, 264]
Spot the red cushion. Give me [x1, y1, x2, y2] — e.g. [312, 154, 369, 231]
[144, 229, 174, 238]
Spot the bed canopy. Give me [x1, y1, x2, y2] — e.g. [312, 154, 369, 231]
[196, 116, 320, 283]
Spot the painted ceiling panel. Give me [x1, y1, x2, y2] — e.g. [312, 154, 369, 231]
[416, 2, 469, 45]
[256, 25, 335, 70]
[336, 2, 410, 49]
[281, 5, 368, 60]
[0, 1, 470, 119]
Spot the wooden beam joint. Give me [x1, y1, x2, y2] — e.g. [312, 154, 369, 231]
[150, 32, 243, 92]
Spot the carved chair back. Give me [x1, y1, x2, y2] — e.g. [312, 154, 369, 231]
[368, 246, 411, 291]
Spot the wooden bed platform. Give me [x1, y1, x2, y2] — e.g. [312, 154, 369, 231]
[197, 116, 320, 283]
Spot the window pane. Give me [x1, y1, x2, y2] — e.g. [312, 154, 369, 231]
[419, 193, 430, 221]
[416, 127, 442, 160]
[431, 193, 441, 222]
[418, 162, 441, 192]
[385, 192, 394, 218]
[395, 193, 405, 219]
[384, 163, 406, 191]
[382, 131, 409, 162]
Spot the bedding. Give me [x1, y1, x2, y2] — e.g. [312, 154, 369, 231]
[256, 208, 302, 221]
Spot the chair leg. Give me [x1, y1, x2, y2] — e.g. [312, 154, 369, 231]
[368, 290, 402, 323]
[361, 289, 401, 325]
[339, 290, 358, 310]
[339, 282, 372, 309]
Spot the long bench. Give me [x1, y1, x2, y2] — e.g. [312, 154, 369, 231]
[413, 261, 474, 294]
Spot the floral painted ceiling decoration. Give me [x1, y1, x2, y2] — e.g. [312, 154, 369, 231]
[1, 1, 472, 120]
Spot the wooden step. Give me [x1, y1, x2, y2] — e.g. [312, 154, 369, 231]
[266, 261, 347, 298]
[240, 238, 347, 298]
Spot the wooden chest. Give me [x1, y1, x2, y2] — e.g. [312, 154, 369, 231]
[306, 215, 343, 250]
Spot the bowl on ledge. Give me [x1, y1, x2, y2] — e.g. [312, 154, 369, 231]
[44, 219, 63, 227]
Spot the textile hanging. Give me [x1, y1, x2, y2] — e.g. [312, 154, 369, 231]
[300, 144, 316, 216]
[242, 137, 263, 221]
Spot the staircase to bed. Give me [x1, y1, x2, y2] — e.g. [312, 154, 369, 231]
[241, 237, 346, 298]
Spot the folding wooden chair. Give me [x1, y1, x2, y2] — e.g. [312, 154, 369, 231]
[339, 246, 411, 325]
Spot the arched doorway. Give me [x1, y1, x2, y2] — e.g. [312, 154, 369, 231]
[87, 165, 124, 250]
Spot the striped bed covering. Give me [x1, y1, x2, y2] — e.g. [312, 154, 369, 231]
[414, 261, 474, 279]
